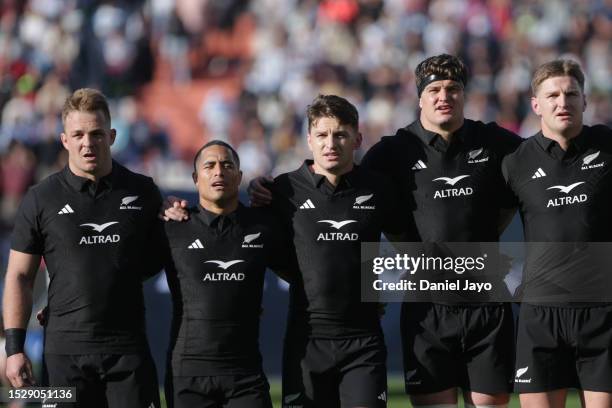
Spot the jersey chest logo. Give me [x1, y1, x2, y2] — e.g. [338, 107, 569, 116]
[202, 259, 245, 281]
[432, 175, 473, 199]
[352, 194, 375, 210]
[316, 219, 359, 241]
[545, 181, 588, 208]
[581, 151, 605, 170]
[119, 195, 143, 210]
[467, 148, 489, 164]
[79, 221, 120, 245]
[242, 232, 264, 248]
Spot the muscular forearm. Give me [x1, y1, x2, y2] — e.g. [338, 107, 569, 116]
[2, 275, 34, 329]
[2, 250, 40, 330]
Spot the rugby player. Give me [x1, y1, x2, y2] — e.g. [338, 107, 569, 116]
[163, 140, 292, 408]
[168, 95, 405, 407]
[360, 54, 521, 408]
[249, 54, 522, 408]
[3, 88, 163, 408]
[502, 59, 612, 408]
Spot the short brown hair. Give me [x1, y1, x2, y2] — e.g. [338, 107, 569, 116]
[307, 94, 359, 132]
[415, 54, 468, 96]
[61, 88, 111, 127]
[531, 59, 585, 95]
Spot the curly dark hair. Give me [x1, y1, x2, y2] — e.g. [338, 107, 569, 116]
[415, 54, 468, 96]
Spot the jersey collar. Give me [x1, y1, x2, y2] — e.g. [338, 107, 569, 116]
[62, 161, 119, 196]
[534, 126, 587, 159]
[408, 119, 472, 150]
[193, 202, 242, 230]
[299, 160, 358, 193]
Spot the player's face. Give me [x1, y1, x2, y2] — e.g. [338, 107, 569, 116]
[307, 116, 362, 177]
[61, 110, 116, 180]
[419, 79, 465, 133]
[531, 75, 586, 138]
[193, 145, 242, 207]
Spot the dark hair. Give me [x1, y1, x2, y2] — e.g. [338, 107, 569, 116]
[306, 94, 359, 132]
[193, 140, 240, 172]
[531, 59, 585, 95]
[62, 88, 111, 126]
[415, 54, 468, 96]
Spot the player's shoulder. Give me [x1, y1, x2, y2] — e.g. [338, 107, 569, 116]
[272, 164, 310, 196]
[239, 205, 280, 231]
[113, 162, 158, 191]
[25, 169, 67, 201]
[354, 165, 395, 195]
[467, 120, 523, 151]
[584, 124, 612, 148]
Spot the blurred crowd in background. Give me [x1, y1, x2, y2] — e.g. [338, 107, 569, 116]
[0, 0, 610, 234]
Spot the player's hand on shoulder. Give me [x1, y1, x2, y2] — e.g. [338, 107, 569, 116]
[160, 195, 190, 222]
[5, 353, 35, 387]
[248, 176, 274, 207]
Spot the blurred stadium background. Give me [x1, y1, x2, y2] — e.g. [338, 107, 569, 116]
[0, 0, 609, 406]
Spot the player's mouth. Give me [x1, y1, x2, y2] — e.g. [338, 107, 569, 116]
[556, 111, 572, 119]
[435, 104, 453, 114]
[323, 152, 340, 161]
[211, 181, 226, 189]
[83, 152, 97, 161]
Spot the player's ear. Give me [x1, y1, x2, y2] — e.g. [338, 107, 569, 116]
[192, 172, 198, 184]
[306, 132, 314, 153]
[60, 132, 68, 149]
[354, 132, 363, 150]
[109, 128, 116, 145]
[238, 170, 243, 185]
[530, 96, 541, 116]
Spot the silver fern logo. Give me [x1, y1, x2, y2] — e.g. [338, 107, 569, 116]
[581, 151, 605, 170]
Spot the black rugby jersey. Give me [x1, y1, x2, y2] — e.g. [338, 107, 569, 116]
[502, 125, 612, 304]
[164, 204, 292, 375]
[271, 161, 404, 338]
[362, 119, 522, 242]
[11, 162, 163, 354]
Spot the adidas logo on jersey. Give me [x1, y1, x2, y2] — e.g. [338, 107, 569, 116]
[514, 366, 531, 383]
[299, 199, 315, 209]
[411, 160, 427, 170]
[532, 168, 546, 179]
[546, 181, 587, 208]
[467, 148, 489, 163]
[188, 239, 204, 249]
[242, 232, 264, 248]
[432, 175, 473, 199]
[119, 195, 142, 210]
[58, 204, 74, 214]
[581, 151, 605, 170]
[377, 391, 387, 402]
[316, 219, 359, 241]
[203, 260, 245, 281]
[352, 194, 375, 210]
[79, 221, 120, 245]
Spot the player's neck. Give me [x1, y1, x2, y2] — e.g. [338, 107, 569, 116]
[541, 124, 583, 151]
[310, 162, 353, 186]
[69, 161, 112, 183]
[200, 198, 238, 215]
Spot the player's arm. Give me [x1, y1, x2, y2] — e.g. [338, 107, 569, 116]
[160, 195, 190, 221]
[247, 176, 274, 207]
[2, 250, 41, 387]
[499, 153, 519, 236]
[498, 207, 517, 235]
